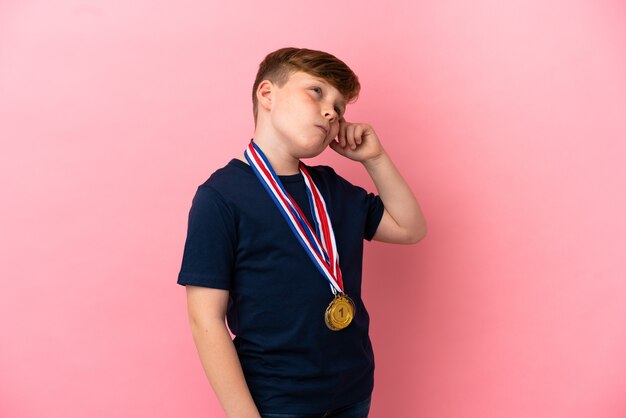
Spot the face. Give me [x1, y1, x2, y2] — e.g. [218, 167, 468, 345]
[266, 71, 347, 158]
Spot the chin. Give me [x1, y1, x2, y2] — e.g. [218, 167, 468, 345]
[298, 149, 324, 160]
[293, 138, 327, 158]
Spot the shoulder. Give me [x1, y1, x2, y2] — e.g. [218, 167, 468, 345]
[199, 159, 247, 187]
[187, 159, 250, 214]
[195, 158, 257, 199]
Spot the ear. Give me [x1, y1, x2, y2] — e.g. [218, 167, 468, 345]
[256, 80, 274, 111]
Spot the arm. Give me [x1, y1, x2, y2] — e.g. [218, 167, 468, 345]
[186, 285, 261, 418]
[330, 119, 427, 244]
[363, 151, 427, 244]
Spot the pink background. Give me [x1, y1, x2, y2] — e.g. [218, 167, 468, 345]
[1, 1, 625, 417]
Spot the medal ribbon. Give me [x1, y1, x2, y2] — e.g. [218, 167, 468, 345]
[244, 139, 344, 295]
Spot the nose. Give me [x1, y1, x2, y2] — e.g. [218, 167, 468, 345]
[324, 108, 338, 122]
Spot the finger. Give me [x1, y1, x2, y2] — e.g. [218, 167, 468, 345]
[340, 121, 349, 147]
[354, 125, 364, 145]
[329, 138, 348, 156]
[346, 124, 357, 149]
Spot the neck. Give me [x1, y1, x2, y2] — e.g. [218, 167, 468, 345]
[248, 131, 301, 176]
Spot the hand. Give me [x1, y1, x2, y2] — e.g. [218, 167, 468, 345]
[329, 118, 386, 164]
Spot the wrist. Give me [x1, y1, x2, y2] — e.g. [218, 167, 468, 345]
[362, 150, 388, 170]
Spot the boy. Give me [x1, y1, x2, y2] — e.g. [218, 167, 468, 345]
[177, 47, 426, 418]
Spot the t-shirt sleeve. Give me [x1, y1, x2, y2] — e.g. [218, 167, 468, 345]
[363, 189, 385, 241]
[177, 185, 236, 289]
[326, 166, 385, 242]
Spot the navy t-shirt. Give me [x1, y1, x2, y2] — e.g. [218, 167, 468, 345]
[177, 158, 385, 414]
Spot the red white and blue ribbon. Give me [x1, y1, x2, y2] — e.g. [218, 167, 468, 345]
[244, 139, 344, 295]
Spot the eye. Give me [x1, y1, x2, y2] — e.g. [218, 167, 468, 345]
[312, 87, 322, 95]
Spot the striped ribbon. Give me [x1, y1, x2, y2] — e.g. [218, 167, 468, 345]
[244, 139, 344, 295]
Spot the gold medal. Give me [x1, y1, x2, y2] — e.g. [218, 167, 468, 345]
[325, 293, 355, 331]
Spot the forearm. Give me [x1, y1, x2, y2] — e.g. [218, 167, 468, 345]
[190, 318, 261, 418]
[363, 151, 427, 241]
